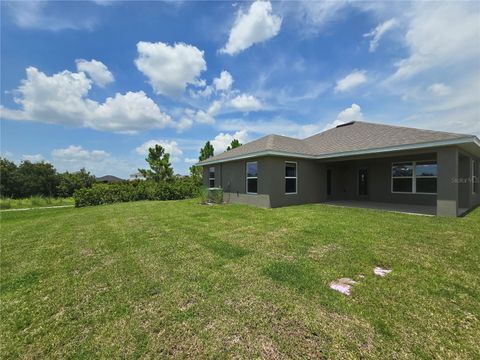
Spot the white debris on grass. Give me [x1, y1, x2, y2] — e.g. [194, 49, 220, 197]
[329, 278, 357, 296]
[374, 267, 392, 277]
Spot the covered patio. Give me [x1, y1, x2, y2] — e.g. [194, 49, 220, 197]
[322, 146, 478, 217]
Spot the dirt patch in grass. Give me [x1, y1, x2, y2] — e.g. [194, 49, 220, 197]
[308, 243, 343, 260]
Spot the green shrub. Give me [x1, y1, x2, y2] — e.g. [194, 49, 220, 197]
[210, 188, 224, 204]
[0, 199, 11, 209]
[74, 178, 201, 207]
[199, 187, 209, 204]
[30, 196, 44, 207]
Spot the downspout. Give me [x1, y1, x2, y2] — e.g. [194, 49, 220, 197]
[220, 163, 223, 188]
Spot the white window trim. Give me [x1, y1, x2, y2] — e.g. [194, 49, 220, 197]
[209, 166, 215, 188]
[285, 161, 298, 195]
[391, 160, 437, 195]
[473, 159, 478, 195]
[246, 161, 258, 194]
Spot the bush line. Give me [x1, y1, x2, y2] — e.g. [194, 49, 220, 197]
[74, 179, 201, 207]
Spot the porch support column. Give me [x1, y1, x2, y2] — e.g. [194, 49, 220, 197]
[437, 147, 459, 216]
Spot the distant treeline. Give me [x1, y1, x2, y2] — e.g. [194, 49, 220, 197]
[0, 158, 96, 198]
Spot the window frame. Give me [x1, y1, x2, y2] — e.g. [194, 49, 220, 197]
[246, 161, 258, 195]
[391, 160, 437, 195]
[473, 160, 478, 195]
[285, 161, 298, 195]
[208, 166, 215, 188]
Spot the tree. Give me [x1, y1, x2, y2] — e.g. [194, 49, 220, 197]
[189, 164, 203, 186]
[226, 139, 242, 151]
[16, 161, 59, 197]
[0, 157, 19, 198]
[57, 168, 96, 197]
[138, 145, 174, 182]
[199, 141, 214, 161]
[188, 141, 215, 186]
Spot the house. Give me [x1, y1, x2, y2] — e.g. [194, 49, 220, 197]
[198, 121, 480, 217]
[129, 172, 146, 181]
[96, 175, 124, 183]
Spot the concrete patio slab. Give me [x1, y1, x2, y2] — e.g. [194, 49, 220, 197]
[323, 200, 436, 216]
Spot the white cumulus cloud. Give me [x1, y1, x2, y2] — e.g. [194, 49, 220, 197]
[230, 94, 263, 112]
[211, 130, 249, 154]
[213, 71, 234, 92]
[135, 41, 206, 97]
[334, 70, 367, 93]
[323, 104, 364, 130]
[363, 18, 397, 52]
[190, 70, 234, 98]
[50, 145, 134, 177]
[21, 154, 44, 162]
[52, 145, 110, 162]
[220, 0, 282, 55]
[135, 139, 183, 163]
[76, 59, 114, 87]
[1, 66, 172, 134]
[177, 100, 222, 131]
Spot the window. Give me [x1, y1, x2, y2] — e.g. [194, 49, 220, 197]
[209, 166, 215, 188]
[473, 160, 478, 194]
[415, 161, 437, 194]
[246, 162, 258, 194]
[392, 162, 413, 193]
[285, 162, 297, 194]
[392, 161, 437, 194]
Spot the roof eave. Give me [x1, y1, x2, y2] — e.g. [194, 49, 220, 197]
[196, 136, 479, 166]
[196, 150, 317, 166]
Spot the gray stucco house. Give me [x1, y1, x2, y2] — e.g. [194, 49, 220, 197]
[198, 121, 480, 216]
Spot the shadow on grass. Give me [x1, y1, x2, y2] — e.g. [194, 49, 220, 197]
[203, 240, 250, 260]
[0, 270, 43, 294]
[263, 261, 319, 293]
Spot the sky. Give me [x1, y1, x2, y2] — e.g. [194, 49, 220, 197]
[1, 0, 479, 178]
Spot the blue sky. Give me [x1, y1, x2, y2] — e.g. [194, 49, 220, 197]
[1, 1, 479, 177]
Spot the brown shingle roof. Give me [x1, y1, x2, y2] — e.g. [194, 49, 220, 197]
[303, 121, 468, 155]
[198, 121, 474, 165]
[200, 134, 316, 164]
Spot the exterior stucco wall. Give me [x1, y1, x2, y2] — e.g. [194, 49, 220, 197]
[437, 147, 459, 216]
[472, 156, 480, 208]
[223, 193, 271, 207]
[459, 155, 470, 209]
[202, 164, 221, 188]
[458, 151, 480, 210]
[260, 157, 325, 208]
[202, 156, 324, 207]
[325, 152, 437, 206]
[202, 146, 479, 215]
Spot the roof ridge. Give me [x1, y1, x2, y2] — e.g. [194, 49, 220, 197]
[266, 134, 276, 149]
[303, 120, 472, 140]
[350, 120, 472, 137]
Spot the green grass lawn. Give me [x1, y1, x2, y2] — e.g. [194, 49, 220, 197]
[1, 200, 479, 358]
[0, 196, 74, 210]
